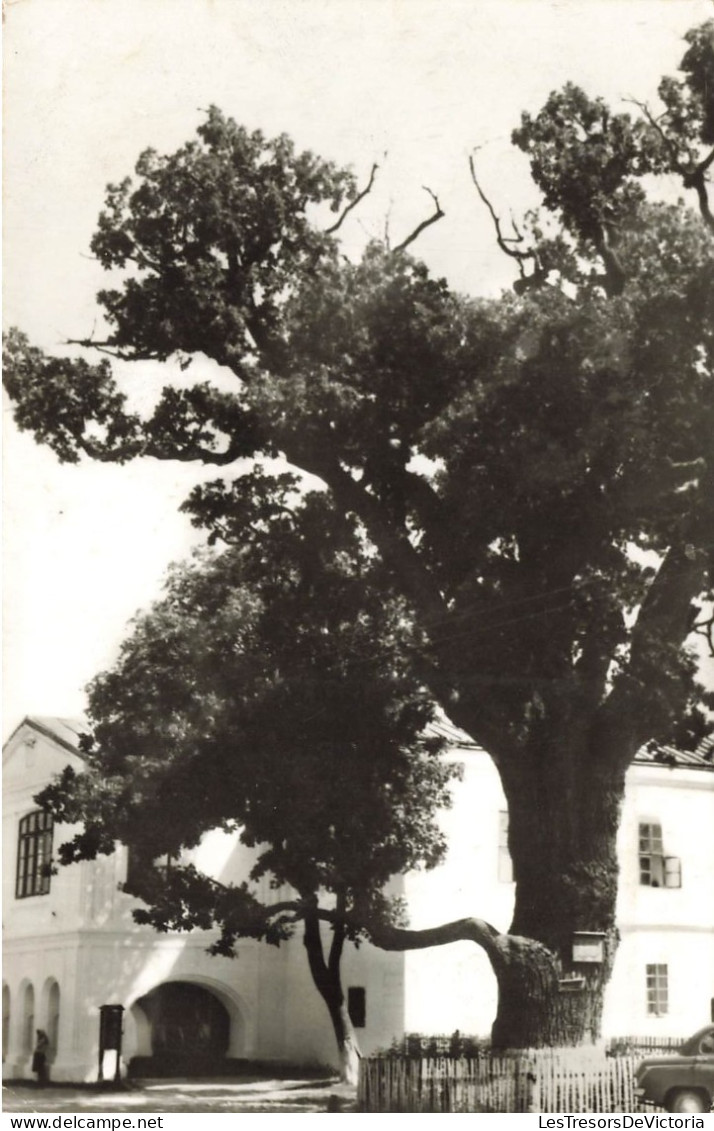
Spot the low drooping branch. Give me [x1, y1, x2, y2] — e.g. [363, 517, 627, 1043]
[392, 187, 445, 254]
[315, 907, 558, 987]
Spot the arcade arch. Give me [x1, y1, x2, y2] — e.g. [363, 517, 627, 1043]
[125, 977, 248, 1074]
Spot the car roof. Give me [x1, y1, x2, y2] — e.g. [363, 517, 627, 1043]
[680, 1025, 714, 1054]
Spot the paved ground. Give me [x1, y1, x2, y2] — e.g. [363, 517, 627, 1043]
[3, 1077, 357, 1114]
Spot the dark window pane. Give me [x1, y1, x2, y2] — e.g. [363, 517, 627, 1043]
[348, 986, 366, 1028]
[16, 811, 53, 899]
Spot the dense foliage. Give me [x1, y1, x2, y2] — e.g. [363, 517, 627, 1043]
[40, 495, 454, 949]
[6, 20, 714, 1047]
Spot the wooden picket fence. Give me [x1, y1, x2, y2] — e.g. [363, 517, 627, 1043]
[606, 1035, 684, 1056]
[358, 1054, 537, 1113]
[358, 1045, 674, 1113]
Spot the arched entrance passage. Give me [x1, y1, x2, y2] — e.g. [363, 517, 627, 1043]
[132, 982, 231, 1075]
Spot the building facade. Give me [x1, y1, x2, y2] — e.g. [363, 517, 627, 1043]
[3, 716, 713, 1080]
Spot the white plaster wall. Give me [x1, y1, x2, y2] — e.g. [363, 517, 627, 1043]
[603, 763, 714, 1036]
[401, 749, 513, 1036]
[401, 748, 714, 1043]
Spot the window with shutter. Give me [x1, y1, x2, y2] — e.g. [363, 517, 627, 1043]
[639, 822, 680, 888]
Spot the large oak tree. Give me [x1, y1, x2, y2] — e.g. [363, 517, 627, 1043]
[5, 21, 714, 1046]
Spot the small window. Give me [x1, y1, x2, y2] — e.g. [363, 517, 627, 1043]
[639, 822, 680, 888]
[646, 964, 668, 1016]
[16, 811, 53, 899]
[125, 846, 175, 892]
[498, 811, 513, 884]
[347, 986, 366, 1029]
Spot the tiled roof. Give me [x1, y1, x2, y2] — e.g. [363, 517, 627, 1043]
[427, 716, 484, 751]
[634, 739, 713, 770]
[430, 714, 713, 770]
[694, 734, 714, 761]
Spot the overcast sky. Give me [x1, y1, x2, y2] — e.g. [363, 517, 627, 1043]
[3, 0, 713, 735]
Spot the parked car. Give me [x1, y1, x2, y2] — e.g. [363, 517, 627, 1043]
[635, 1025, 714, 1113]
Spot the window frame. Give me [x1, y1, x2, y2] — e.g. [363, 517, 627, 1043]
[638, 821, 681, 888]
[15, 810, 54, 899]
[646, 963, 669, 1017]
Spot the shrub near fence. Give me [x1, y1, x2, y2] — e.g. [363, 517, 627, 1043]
[358, 1044, 676, 1114]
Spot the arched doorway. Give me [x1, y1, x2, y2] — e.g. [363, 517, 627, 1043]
[133, 982, 230, 1075]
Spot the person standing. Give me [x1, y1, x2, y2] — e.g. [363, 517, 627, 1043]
[32, 1029, 50, 1086]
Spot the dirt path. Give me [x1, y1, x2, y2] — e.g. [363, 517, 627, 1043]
[3, 1077, 357, 1114]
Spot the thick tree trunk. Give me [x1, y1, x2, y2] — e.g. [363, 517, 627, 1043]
[491, 739, 627, 1047]
[303, 907, 361, 1085]
[333, 719, 629, 1050]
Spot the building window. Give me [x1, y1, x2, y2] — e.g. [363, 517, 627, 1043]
[498, 811, 513, 883]
[638, 822, 681, 888]
[125, 846, 176, 892]
[16, 811, 53, 899]
[646, 964, 668, 1016]
[347, 987, 366, 1029]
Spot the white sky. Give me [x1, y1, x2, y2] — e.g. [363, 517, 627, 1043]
[3, 0, 713, 736]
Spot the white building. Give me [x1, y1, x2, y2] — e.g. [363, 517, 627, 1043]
[3, 715, 713, 1081]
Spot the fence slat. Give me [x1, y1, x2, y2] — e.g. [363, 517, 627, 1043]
[358, 1040, 678, 1113]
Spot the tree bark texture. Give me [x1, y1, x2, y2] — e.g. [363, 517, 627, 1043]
[491, 733, 627, 1047]
[303, 909, 361, 1085]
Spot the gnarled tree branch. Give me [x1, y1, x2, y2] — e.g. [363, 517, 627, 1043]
[392, 187, 445, 254]
[469, 154, 536, 279]
[315, 907, 558, 988]
[325, 162, 379, 235]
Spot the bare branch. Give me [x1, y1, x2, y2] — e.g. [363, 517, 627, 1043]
[66, 337, 162, 363]
[392, 186, 445, 254]
[468, 154, 534, 277]
[325, 162, 379, 235]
